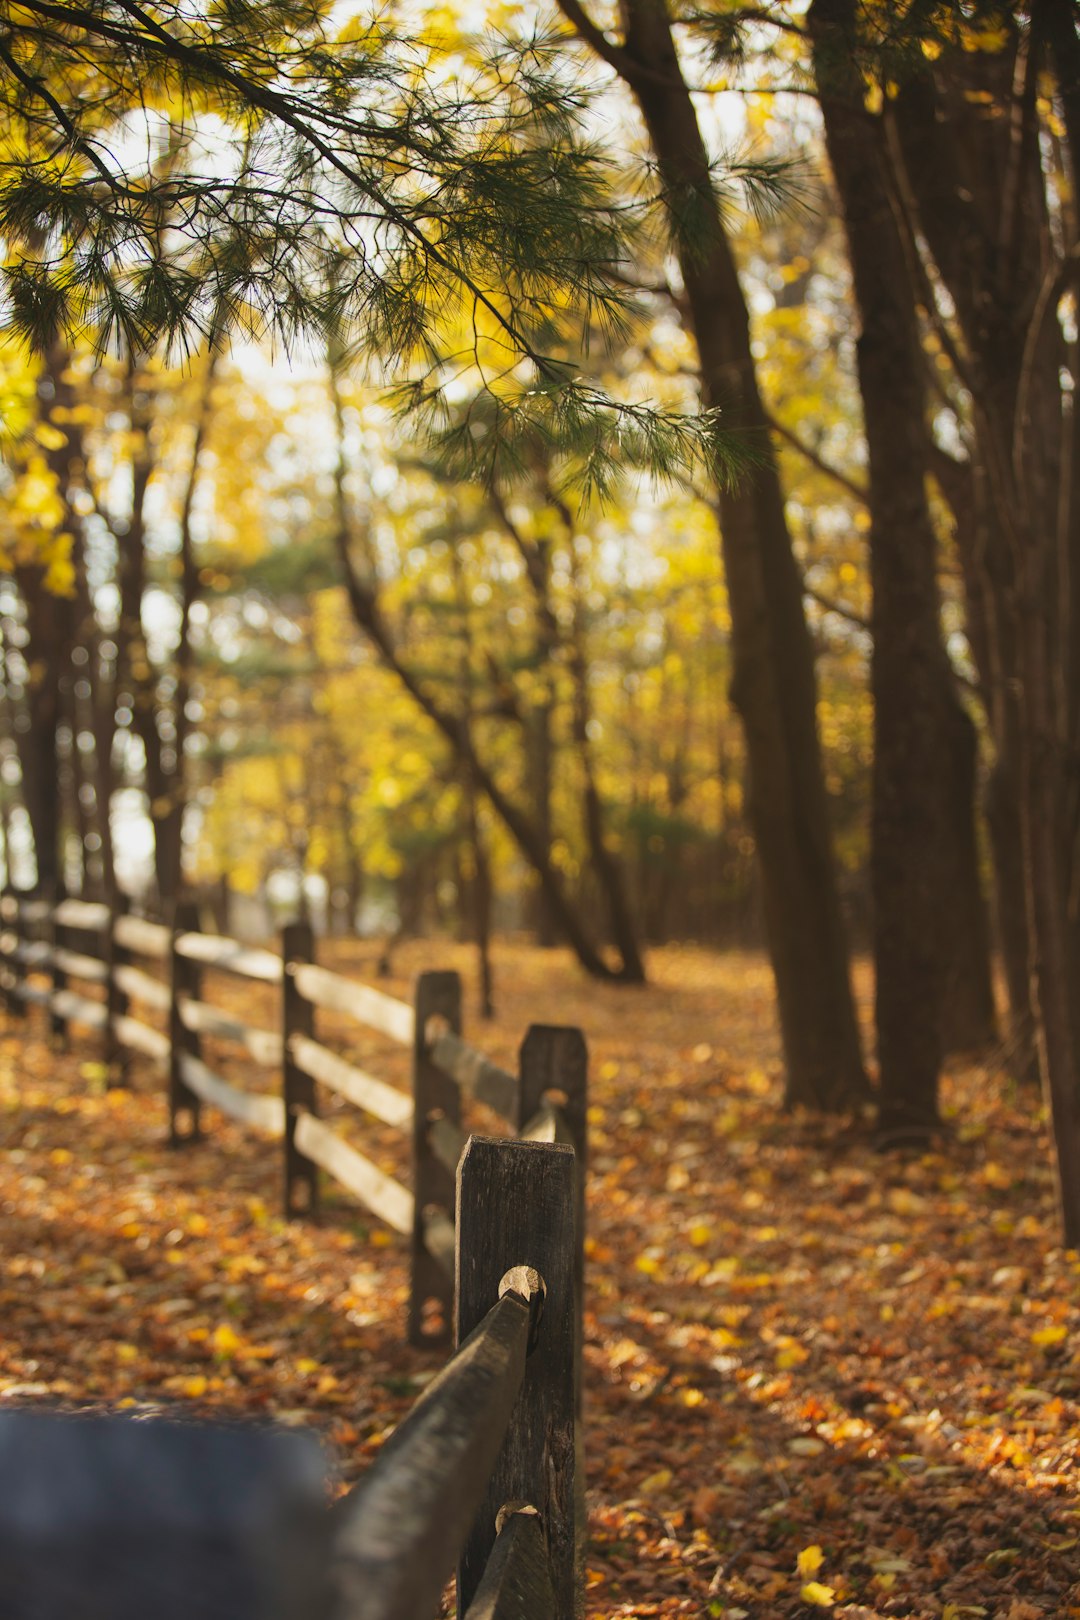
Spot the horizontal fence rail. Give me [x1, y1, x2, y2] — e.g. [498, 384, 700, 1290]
[0, 887, 587, 1355]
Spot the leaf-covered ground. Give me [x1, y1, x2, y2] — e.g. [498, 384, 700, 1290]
[2, 940, 1079, 1619]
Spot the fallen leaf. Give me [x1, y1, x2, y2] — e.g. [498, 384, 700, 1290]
[800, 1580, 836, 1607]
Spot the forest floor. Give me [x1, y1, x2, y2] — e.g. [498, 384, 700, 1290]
[1, 938, 1079, 1619]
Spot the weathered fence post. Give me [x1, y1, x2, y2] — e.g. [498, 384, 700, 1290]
[456, 1135, 578, 1620]
[409, 969, 462, 1347]
[518, 1025, 588, 1404]
[168, 899, 202, 1145]
[0, 890, 23, 1018]
[105, 890, 131, 1089]
[518, 1025, 588, 1599]
[282, 920, 317, 1218]
[48, 878, 67, 1048]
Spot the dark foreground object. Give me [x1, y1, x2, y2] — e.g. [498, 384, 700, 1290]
[0, 1412, 330, 1620]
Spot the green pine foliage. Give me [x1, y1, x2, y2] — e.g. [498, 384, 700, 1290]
[0, 2, 760, 488]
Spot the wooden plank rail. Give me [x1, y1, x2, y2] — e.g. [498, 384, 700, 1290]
[290, 962, 414, 1044]
[521, 1101, 575, 1146]
[114, 1014, 170, 1063]
[428, 1030, 518, 1121]
[178, 1051, 285, 1136]
[52, 946, 108, 983]
[15, 982, 51, 1007]
[113, 915, 170, 958]
[1, 895, 50, 923]
[292, 1111, 413, 1235]
[48, 988, 107, 1030]
[333, 1288, 531, 1620]
[0, 935, 51, 967]
[174, 931, 282, 984]
[52, 898, 110, 932]
[176, 995, 282, 1066]
[463, 1509, 556, 1620]
[0, 936, 111, 986]
[288, 1034, 413, 1129]
[113, 962, 170, 1012]
[427, 1112, 467, 1178]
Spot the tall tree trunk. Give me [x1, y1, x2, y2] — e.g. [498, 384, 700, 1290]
[887, 9, 1080, 1230]
[451, 544, 497, 1017]
[13, 564, 66, 893]
[938, 695, 997, 1053]
[933, 447, 1034, 1072]
[13, 340, 91, 893]
[557, 0, 867, 1102]
[811, 0, 977, 1135]
[488, 490, 559, 949]
[559, 495, 646, 982]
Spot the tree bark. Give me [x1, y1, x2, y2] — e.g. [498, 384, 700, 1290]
[810, 0, 988, 1134]
[938, 695, 997, 1053]
[887, 10, 1080, 1231]
[933, 447, 1034, 1072]
[560, 0, 867, 1101]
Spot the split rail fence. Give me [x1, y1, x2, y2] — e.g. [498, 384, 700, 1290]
[0, 889, 586, 1350]
[0, 1132, 581, 1619]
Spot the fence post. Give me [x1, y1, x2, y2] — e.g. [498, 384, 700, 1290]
[12, 894, 28, 1017]
[0, 890, 23, 1018]
[48, 878, 67, 1048]
[409, 969, 462, 1347]
[105, 891, 131, 1088]
[518, 1026, 587, 1403]
[282, 920, 317, 1219]
[456, 1135, 578, 1620]
[168, 899, 202, 1145]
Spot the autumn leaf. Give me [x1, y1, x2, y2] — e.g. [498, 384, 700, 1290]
[800, 1580, 836, 1607]
[211, 1323, 244, 1359]
[797, 1545, 825, 1579]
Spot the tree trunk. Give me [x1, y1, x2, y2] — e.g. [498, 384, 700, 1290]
[932, 449, 1035, 1073]
[938, 693, 997, 1053]
[811, 0, 999, 1131]
[886, 9, 1080, 1230]
[561, 0, 867, 1102]
[564, 513, 646, 983]
[451, 543, 497, 1017]
[13, 565, 66, 894]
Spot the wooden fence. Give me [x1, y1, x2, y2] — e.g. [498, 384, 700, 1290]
[0, 1132, 581, 1620]
[0, 889, 587, 1351]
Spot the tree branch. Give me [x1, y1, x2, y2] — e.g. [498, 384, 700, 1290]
[764, 410, 868, 503]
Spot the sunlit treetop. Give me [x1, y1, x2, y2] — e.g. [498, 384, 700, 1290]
[0, 0, 746, 489]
